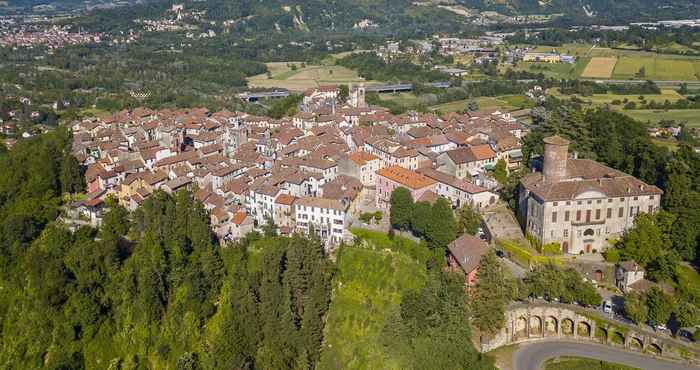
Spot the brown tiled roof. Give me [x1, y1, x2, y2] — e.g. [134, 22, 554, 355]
[445, 145, 496, 164]
[295, 197, 346, 211]
[521, 159, 663, 202]
[275, 193, 297, 206]
[347, 150, 379, 166]
[376, 165, 436, 190]
[232, 211, 248, 225]
[417, 167, 488, 194]
[448, 234, 489, 274]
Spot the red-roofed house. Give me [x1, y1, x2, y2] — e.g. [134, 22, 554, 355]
[447, 233, 490, 289]
[375, 165, 437, 209]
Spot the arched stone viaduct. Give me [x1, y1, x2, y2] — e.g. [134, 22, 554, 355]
[480, 304, 693, 363]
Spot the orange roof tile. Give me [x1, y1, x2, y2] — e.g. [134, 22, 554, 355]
[376, 165, 436, 190]
[232, 211, 248, 225]
[275, 193, 297, 206]
[347, 151, 379, 166]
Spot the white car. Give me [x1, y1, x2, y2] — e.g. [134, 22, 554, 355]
[602, 300, 613, 314]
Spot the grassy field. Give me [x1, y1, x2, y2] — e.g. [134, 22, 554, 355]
[430, 94, 534, 113]
[318, 229, 430, 370]
[622, 109, 700, 127]
[524, 43, 700, 80]
[581, 57, 618, 78]
[247, 62, 367, 91]
[552, 88, 684, 106]
[544, 356, 639, 370]
[512, 55, 590, 79]
[612, 57, 700, 81]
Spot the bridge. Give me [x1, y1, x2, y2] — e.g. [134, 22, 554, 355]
[364, 82, 451, 94]
[480, 303, 700, 366]
[237, 90, 290, 102]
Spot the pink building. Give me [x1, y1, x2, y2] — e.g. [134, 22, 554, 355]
[375, 165, 437, 209]
[447, 234, 490, 289]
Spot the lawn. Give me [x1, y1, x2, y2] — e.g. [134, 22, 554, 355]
[248, 63, 367, 91]
[544, 356, 639, 370]
[581, 57, 618, 79]
[622, 109, 700, 127]
[318, 229, 430, 370]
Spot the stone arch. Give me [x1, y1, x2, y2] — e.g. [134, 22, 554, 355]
[515, 316, 528, 339]
[596, 326, 609, 343]
[611, 331, 625, 345]
[647, 342, 662, 355]
[561, 318, 574, 335]
[629, 336, 644, 351]
[544, 316, 558, 335]
[577, 321, 592, 337]
[584, 228, 595, 236]
[529, 316, 543, 336]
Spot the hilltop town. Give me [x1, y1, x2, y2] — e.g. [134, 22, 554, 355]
[69, 85, 519, 248]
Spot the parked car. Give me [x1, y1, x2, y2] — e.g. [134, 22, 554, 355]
[602, 300, 613, 314]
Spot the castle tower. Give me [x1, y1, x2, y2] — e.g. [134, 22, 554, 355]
[542, 135, 569, 183]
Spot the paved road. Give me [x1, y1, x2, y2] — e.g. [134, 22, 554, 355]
[512, 340, 699, 370]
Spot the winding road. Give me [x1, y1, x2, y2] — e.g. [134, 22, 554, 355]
[512, 339, 700, 370]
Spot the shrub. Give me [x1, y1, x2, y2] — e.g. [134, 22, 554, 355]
[603, 248, 621, 263]
[543, 242, 561, 255]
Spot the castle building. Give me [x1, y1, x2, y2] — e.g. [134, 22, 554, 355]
[518, 136, 662, 255]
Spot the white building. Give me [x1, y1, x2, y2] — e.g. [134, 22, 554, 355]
[294, 197, 348, 246]
[519, 136, 662, 255]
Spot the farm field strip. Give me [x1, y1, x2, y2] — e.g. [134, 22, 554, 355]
[581, 57, 617, 78]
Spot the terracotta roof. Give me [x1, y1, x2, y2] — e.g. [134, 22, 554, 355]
[416, 190, 439, 203]
[295, 197, 347, 211]
[448, 234, 489, 274]
[347, 151, 379, 166]
[417, 167, 488, 194]
[232, 211, 248, 225]
[376, 165, 436, 190]
[521, 159, 663, 202]
[275, 193, 297, 206]
[445, 145, 496, 164]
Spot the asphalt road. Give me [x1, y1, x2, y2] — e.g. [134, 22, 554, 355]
[512, 340, 699, 370]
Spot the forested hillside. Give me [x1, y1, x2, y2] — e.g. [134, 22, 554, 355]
[0, 134, 335, 368]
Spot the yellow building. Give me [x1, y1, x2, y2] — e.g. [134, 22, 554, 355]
[523, 52, 561, 63]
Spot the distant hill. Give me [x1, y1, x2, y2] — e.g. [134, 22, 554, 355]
[5, 0, 700, 26]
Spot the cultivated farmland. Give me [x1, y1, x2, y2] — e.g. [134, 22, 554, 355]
[581, 57, 617, 78]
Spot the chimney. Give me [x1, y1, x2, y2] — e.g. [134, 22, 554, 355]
[542, 135, 570, 183]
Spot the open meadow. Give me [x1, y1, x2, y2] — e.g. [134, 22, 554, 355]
[622, 109, 700, 127]
[430, 94, 534, 113]
[551, 88, 684, 105]
[612, 57, 699, 81]
[247, 62, 367, 91]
